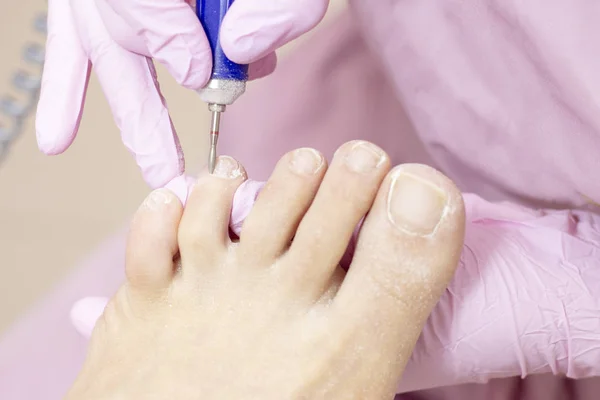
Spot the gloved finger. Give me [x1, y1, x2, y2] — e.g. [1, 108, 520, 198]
[99, 0, 212, 89]
[36, 0, 91, 155]
[69, 0, 186, 192]
[220, 0, 330, 64]
[164, 174, 196, 205]
[70, 297, 109, 337]
[94, 0, 150, 56]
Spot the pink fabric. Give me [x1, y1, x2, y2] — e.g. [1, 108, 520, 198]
[348, 0, 600, 210]
[5, 4, 600, 399]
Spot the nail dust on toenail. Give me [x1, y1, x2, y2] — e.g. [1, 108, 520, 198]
[143, 189, 173, 211]
[213, 156, 242, 179]
[290, 148, 323, 174]
[345, 142, 385, 173]
[387, 172, 447, 235]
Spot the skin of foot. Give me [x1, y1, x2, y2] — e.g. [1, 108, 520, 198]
[66, 141, 465, 400]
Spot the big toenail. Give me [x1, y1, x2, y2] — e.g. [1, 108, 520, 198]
[143, 189, 174, 211]
[387, 171, 447, 235]
[290, 148, 323, 175]
[345, 141, 385, 173]
[213, 156, 243, 179]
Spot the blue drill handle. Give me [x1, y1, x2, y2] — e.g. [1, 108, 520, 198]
[196, 0, 249, 81]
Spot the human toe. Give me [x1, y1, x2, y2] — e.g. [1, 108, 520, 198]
[126, 188, 184, 297]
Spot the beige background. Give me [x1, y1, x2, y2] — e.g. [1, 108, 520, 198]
[0, 1, 345, 332]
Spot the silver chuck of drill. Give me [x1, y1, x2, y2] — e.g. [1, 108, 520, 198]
[198, 79, 246, 174]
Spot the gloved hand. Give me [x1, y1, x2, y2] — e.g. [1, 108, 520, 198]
[36, 0, 329, 201]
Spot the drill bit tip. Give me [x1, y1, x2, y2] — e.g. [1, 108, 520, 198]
[208, 131, 218, 174]
[208, 107, 222, 174]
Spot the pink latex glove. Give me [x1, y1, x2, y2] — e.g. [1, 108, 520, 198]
[35, 0, 329, 201]
[69, 181, 600, 395]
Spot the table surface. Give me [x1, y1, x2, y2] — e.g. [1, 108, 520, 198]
[0, 0, 345, 332]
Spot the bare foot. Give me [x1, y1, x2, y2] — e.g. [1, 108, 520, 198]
[66, 141, 465, 399]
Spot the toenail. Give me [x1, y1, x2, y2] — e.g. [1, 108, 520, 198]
[387, 171, 448, 236]
[213, 156, 243, 179]
[290, 148, 324, 175]
[143, 188, 175, 211]
[345, 141, 385, 173]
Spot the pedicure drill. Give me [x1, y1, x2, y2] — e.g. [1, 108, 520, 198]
[195, 0, 249, 173]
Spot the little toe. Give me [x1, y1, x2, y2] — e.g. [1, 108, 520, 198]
[238, 148, 326, 263]
[333, 164, 465, 385]
[284, 141, 391, 296]
[126, 188, 184, 296]
[178, 156, 247, 269]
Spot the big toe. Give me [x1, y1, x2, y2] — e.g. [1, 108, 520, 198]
[332, 164, 465, 389]
[126, 188, 184, 297]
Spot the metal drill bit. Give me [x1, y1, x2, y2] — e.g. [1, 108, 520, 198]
[208, 106, 222, 174]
